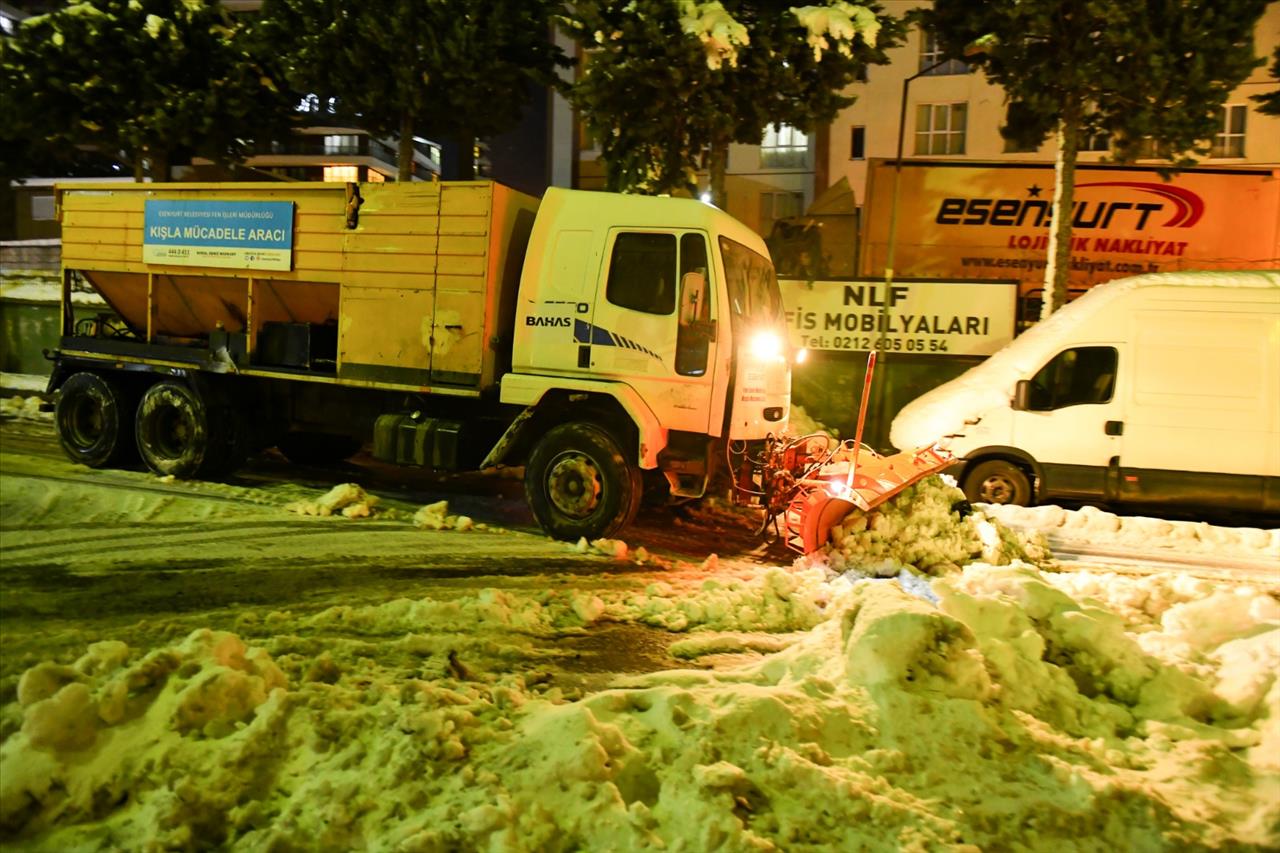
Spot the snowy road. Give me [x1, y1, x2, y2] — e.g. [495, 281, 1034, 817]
[2, 411, 1278, 851]
[0, 417, 787, 696]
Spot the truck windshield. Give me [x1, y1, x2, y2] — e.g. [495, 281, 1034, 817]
[719, 236, 783, 328]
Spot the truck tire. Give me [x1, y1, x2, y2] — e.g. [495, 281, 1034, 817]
[277, 431, 363, 465]
[962, 459, 1032, 506]
[525, 422, 643, 541]
[54, 372, 136, 468]
[135, 380, 242, 480]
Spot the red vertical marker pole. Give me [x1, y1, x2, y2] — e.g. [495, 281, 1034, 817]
[845, 350, 877, 492]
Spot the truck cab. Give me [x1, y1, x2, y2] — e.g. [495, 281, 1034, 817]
[502, 189, 792, 535]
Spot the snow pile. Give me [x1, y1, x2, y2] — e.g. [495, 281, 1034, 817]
[286, 566, 827, 639]
[891, 269, 1280, 450]
[0, 277, 106, 306]
[3, 563, 1276, 849]
[413, 500, 475, 531]
[607, 568, 827, 633]
[984, 502, 1280, 559]
[786, 403, 835, 437]
[284, 483, 380, 518]
[0, 395, 49, 422]
[811, 475, 1050, 576]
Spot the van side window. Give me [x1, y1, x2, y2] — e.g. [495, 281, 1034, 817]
[606, 233, 677, 315]
[1028, 346, 1118, 410]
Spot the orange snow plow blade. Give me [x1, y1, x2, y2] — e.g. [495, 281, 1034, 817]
[782, 443, 953, 554]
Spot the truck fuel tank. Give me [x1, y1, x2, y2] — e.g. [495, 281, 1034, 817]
[373, 414, 464, 470]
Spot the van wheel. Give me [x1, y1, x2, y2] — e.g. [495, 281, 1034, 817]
[963, 459, 1032, 506]
[55, 372, 136, 468]
[135, 380, 243, 479]
[525, 422, 642, 541]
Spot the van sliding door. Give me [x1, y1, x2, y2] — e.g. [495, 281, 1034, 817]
[1119, 309, 1275, 510]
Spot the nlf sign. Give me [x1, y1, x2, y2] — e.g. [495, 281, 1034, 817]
[842, 283, 909, 307]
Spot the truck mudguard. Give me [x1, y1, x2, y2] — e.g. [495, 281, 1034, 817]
[490, 373, 667, 469]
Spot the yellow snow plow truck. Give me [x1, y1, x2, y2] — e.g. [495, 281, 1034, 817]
[49, 180, 803, 541]
[50, 180, 953, 545]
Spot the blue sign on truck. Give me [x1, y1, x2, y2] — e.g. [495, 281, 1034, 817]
[143, 200, 295, 271]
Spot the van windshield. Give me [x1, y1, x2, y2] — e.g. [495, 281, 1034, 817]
[719, 237, 783, 330]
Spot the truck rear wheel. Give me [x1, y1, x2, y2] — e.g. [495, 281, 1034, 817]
[525, 422, 642, 541]
[135, 380, 242, 479]
[55, 372, 136, 468]
[962, 459, 1032, 506]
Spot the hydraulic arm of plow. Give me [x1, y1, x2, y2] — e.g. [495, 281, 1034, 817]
[734, 352, 954, 554]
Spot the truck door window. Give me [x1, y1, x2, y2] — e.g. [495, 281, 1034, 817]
[606, 233, 677, 315]
[1028, 346, 1118, 410]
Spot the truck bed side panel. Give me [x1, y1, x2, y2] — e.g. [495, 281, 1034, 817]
[59, 181, 537, 396]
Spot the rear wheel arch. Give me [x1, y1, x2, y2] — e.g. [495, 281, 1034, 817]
[489, 390, 645, 470]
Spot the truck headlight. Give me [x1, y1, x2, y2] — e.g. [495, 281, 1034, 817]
[749, 329, 785, 362]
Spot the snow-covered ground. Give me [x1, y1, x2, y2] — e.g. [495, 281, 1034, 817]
[1, 409, 1277, 850]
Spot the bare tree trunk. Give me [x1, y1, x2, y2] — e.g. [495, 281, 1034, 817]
[148, 149, 170, 182]
[708, 137, 729, 209]
[1041, 98, 1081, 321]
[133, 155, 145, 183]
[398, 111, 415, 182]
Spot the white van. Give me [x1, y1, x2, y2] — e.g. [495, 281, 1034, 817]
[890, 271, 1280, 515]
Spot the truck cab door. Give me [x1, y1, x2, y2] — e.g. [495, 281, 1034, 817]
[585, 230, 719, 435]
[1011, 344, 1124, 501]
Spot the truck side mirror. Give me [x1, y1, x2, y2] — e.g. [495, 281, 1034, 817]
[1012, 379, 1030, 411]
[679, 271, 706, 326]
[676, 270, 713, 376]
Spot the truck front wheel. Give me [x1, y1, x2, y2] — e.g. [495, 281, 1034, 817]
[55, 371, 136, 468]
[135, 380, 241, 479]
[525, 422, 642, 541]
[962, 459, 1032, 506]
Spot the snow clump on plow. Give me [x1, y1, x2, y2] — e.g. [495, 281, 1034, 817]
[805, 474, 1050, 577]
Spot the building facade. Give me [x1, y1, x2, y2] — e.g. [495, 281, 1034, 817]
[566, 2, 1280, 247]
[828, 1, 1280, 205]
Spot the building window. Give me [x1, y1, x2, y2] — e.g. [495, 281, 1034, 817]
[919, 30, 967, 75]
[323, 165, 360, 182]
[1080, 131, 1111, 153]
[761, 124, 809, 168]
[1134, 137, 1161, 159]
[850, 126, 866, 159]
[1211, 105, 1246, 158]
[322, 135, 360, 155]
[759, 191, 804, 237]
[914, 103, 967, 155]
